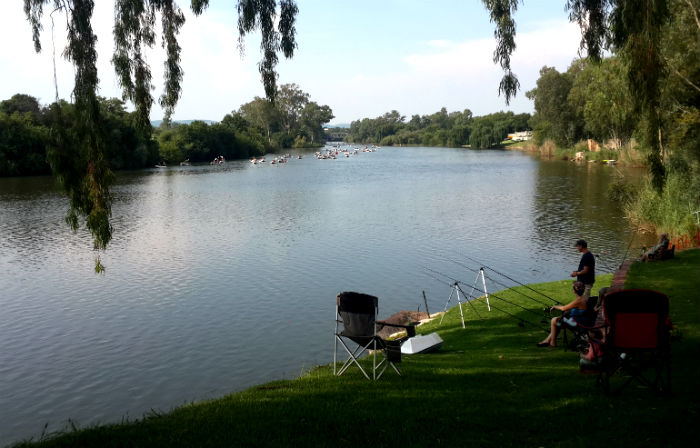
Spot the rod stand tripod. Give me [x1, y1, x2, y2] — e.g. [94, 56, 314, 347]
[439, 268, 491, 328]
[469, 268, 491, 311]
[440, 281, 468, 328]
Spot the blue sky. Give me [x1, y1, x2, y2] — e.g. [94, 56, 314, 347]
[0, 1, 584, 124]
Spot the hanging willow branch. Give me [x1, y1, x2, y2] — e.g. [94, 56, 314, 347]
[566, 0, 611, 60]
[25, 0, 113, 273]
[238, 0, 298, 102]
[24, 0, 299, 272]
[482, 0, 521, 105]
[610, 0, 670, 191]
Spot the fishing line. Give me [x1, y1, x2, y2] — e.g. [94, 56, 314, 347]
[425, 267, 544, 318]
[446, 257, 557, 308]
[481, 301, 548, 331]
[470, 284, 548, 319]
[459, 252, 562, 305]
[423, 267, 548, 329]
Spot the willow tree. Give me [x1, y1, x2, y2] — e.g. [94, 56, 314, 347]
[482, 0, 672, 191]
[23, 0, 298, 272]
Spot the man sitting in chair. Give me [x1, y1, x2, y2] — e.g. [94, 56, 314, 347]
[641, 233, 670, 261]
[538, 282, 588, 348]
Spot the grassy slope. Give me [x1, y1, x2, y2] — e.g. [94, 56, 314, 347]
[13, 250, 699, 447]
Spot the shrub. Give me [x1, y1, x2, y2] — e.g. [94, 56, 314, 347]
[607, 178, 638, 204]
[625, 169, 700, 236]
[540, 139, 557, 157]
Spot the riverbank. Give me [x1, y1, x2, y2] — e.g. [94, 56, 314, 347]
[502, 140, 647, 166]
[11, 249, 699, 447]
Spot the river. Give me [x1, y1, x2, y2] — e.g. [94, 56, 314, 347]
[0, 146, 648, 445]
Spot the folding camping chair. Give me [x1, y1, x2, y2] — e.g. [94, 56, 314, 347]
[597, 289, 671, 395]
[334, 291, 414, 380]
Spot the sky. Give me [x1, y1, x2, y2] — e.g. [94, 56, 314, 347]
[0, 0, 585, 125]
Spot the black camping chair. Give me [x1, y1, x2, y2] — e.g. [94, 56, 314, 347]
[597, 289, 671, 395]
[334, 292, 415, 380]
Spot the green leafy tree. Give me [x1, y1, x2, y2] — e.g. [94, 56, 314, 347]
[157, 128, 185, 163]
[0, 110, 50, 176]
[276, 83, 309, 135]
[468, 112, 513, 148]
[568, 57, 635, 145]
[239, 97, 281, 146]
[0, 93, 43, 121]
[526, 65, 583, 146]
[299, 102, 334, 145]
[100, 97, 158, 169]
[221, 111, 267, 154]
[659, 0, 700, 168]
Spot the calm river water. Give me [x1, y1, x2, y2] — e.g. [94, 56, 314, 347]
[0, 146, 647, 445]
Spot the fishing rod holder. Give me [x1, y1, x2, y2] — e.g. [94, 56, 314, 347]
[440, 281, 468, 328]
[439, 269, 491, 329]
[470, 268, 491, 312]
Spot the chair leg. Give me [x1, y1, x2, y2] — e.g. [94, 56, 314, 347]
[335, 336, 371, 380]
[601, 351, 673, 396]
[373, 339, 377, 381]
[333, 334, 337, 375]
[337, 348, 369, 379]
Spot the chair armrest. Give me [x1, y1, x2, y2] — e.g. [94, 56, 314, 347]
[377, 321, 417, 337]
[376, 320, 415, 329]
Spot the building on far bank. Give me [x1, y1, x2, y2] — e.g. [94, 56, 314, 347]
[507, 131, 533, 141]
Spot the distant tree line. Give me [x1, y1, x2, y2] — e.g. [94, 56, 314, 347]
[345, 109, 531, 148]
[0, 94, 158, 177]
[0, 84, 334, 176]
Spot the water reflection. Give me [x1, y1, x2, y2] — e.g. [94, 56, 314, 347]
[531, 161, 650, 276]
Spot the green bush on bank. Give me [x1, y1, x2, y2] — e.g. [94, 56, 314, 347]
[625, 169, 700, 236]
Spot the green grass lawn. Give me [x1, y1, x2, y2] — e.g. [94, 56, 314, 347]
[13, 250, 699, 447]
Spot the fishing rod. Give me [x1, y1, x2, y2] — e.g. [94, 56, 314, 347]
[482, 271, 555, 307]
[466, 281, 550, 320]
[459, 252, 562, 305]
[446, 257, 556, 308]
[423, 267, 548, 329]
[618, 226, 640, 269]
[478, 300, 548, 331]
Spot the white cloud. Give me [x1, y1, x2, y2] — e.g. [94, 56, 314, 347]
[405, 38, 497, 75]
[0, 4, 582, 123]
[307, 18, 581, 121]
[511, 19, 583, 73]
